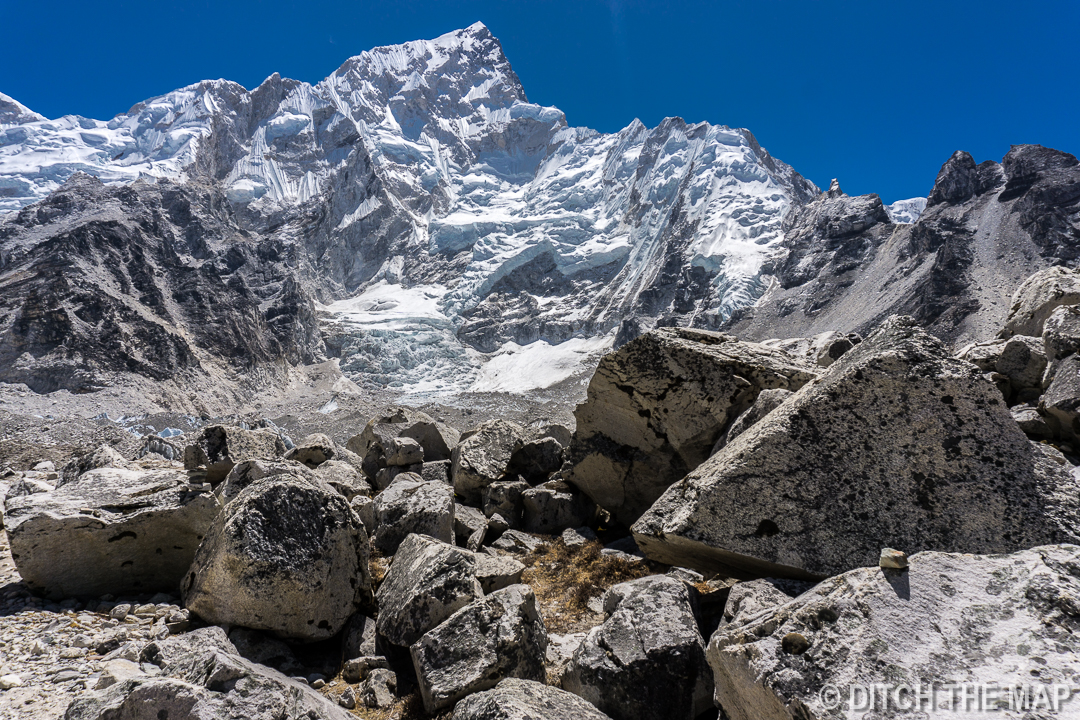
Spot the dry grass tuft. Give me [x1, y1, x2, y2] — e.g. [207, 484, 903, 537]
[370, 548, 390, 589]
[521, 539, 656, 634]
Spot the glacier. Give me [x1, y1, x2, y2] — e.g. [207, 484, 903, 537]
[0, 23, 823, 398]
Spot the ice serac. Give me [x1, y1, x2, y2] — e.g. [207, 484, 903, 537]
[1, 23, 821, 400]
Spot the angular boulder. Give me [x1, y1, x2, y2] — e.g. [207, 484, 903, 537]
[59, 444, 130, 486]
[6, 468, 219, 599]
[1042, 303, 1080, 367]
[563, 575, 712, 720]
[451, 678, 613, 720]
[634, 316, 1080, 578]
[371, 474, 455, 554]
[521, 481, 595, 534]
[375, 534, 483, 648]
[452, 419, 525, 503]
[712, 388, 793, 454]
[411, 584, 547, 713]
[217, 458, 314, 505]
[181, 474, 370, 642]
[1040, 353, 1080, 443]
[67, 626, 353, 720]
[707, 545, 1080, 720]
[313, 458, 371, 499]
[183, 425, 286, 483]
[1001, 265, 1080, 339]
[566, 327, 817, 526]
[283, 433, 336, 468]
[346, 407, 460, 479]
[506, 436, 564, 484]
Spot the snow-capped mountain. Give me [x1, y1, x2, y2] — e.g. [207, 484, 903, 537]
[3, 23, 967, 403]
[885, 197, 927, 224]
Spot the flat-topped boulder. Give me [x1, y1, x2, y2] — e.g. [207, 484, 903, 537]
[633, 316, 1080, 578]
[566, 327, 817, 526]
[183, 425, 286, 483]
[6, 468, 219, 599]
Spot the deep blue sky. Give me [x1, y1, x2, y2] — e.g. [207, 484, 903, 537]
[1, 0, 1076, 203]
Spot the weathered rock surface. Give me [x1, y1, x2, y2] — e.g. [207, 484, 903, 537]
[181, 474, 370, 642]
[313, 459, 371, 499]
[712, 388, 793, 454]
[59, 444, 130, 485]
[1002, 265, 1080, 339]
[474, 554, 525, 593]
[506, 436, 564, 484]
[375, 534, 483, 648]
[1040, 353, 1080, 443]
[217, 458, 314, 505]
[634, 316, 1080, 578]
[451, 678, 612, 720]
[762, 331, 859, 368]
[521, 481, 595, 534]
[563, 575, 712, 720]
[722, 578, 815, 624]
[346, 408, 459, 480]
[483, 478, 528, 526]
[452, 419, 525, 503]
[411, 584, 547, 713]
[371, 474, 454, 554]
[183, 425, 286, 483]
[566, 327, 817, 526]
[708, 545, 1080, 720]
[283, 433, 335, 468]
[5, 468, 219, 598]
[66, 626, 353, 720]
[1042, 304, 1080, 368]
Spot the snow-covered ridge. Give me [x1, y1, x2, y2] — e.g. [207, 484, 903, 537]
[886, 197, 927, 224]
[1, 23, 821, 398]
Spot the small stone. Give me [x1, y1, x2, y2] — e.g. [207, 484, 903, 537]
[0, 674, 23, 689]
[339, 685, 357, 709]
[311, 678, 326, 689]
[53, 669, 84, 683]
[109, 604, 131, 621]
[60, 647, 88, 658]
[781, 632, 811, 655]
[879, 548, 909, 569]
[343, 656, 390, 683]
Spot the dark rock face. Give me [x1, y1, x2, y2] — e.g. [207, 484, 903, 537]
[729, 145, 1080, 347]
[0, 175, 323, 402]
[633, 316, 1080, 578]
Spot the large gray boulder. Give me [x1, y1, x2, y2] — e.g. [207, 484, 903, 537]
[181, 474, 371, 642]
[5, 468, 219, 599]
[313, 459, 371, 499]
[707, 545, 1080, 720]
[506, 436, 564, 484]
[66, 626, 353, 720]
[1001, 265, 1080, 339]
[411, 584, 548, 713]
[371, 474, 455, 554]
[563, 575, 712, 720]
[451, 678, 612, 720]
[346, 407, 460, 479]
[633, 316, 1080, 578]
[183, 425, 286, 483]
[452, 419, 526, 503]
[1042, 304, 1080, 368]
[566, 327, 817, 526]
[375, 534, 483, 648]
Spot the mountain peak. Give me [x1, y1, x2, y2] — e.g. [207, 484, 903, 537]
[0, 91, 46, 124]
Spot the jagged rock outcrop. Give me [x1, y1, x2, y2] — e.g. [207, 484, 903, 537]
[565, 327, 817, 526]
[730, 145, 1080, 347]
[181, 474, 371, 642]
[633, 316, 1080, 578]
[707, 545, 1080, 720]
[6, 467, 219, 598]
